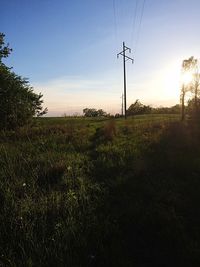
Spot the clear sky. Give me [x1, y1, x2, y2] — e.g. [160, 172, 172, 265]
[1, 0, 200, 116]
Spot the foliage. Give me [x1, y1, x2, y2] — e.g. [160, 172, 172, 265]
[0, 64, 47, 129]
[127, 99, 152, 115]
[114, 113, 122, 118]
[187, 97, 200, 118]
[181, 56, 200, 120]
[0, 34, 47, 129]
[152, 104, 180, 114]
[83, 108, 107, 117]
[0, 33, 12, 61]
[128, 101, 180, 116]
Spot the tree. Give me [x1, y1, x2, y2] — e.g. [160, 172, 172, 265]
[115, 113, 121, 118]
[0, 33, 12, 61]
[181, 57, 192, 120]
[152, 104, 180, 114]
[0, 33, 47, 129]
[83, 108, 98, 117]
[127, 100, 151, 116]
[97, 109, 107, 117]
[189, 59, 200, 117]
[83, 108, 107, 117]
[180, 56, 200, 120]
[187, 98, 200, 118]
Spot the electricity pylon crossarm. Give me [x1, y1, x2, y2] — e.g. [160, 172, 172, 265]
[117, 42, 134, 119]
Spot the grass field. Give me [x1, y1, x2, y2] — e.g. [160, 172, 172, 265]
[1, 114, 200, 267]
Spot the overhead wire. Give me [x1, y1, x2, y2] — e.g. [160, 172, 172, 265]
[130, 0, 139, 48]
[112, 0, 119, 53]
[134, 0, 146, 54]
[112, 0, 146, 53]
[111, 0, 146, 114]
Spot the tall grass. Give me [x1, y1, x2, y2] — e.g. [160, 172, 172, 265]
[0, 114, 200, 266]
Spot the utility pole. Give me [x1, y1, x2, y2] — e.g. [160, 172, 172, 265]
[121, 93, 124, 116]
[117, 42, 134, 119]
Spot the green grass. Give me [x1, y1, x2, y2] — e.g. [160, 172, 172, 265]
[1, 114, 200, 267]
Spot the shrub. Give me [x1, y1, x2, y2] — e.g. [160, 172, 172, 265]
[0, 64, 47, 129]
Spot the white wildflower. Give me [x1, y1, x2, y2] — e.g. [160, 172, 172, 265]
[67, 166, 72, 171]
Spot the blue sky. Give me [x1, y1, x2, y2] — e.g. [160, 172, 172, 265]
[1, 0, 200, 115]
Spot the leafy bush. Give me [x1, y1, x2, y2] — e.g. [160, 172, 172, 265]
[83, 108, 107, 117]
[0, 64, 47, 129]
[0, 33, 47, 130]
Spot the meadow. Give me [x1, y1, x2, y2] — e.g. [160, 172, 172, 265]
[0, 114, 200, 267]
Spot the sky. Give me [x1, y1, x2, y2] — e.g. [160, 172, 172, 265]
[1, 0, 200, 116]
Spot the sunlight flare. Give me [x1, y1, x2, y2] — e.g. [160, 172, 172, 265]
[181, 71, 193, 85]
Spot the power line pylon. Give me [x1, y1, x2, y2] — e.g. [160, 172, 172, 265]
[121, 93, 124, 116]
[117, 42, 134, 119]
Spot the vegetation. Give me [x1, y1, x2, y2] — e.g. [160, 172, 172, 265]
[83, 108, 108, 117]
[127, 100, 180, 116]
[0, 33, 12, 60]
[152, 104, 180, 114]
[127, 99, 152, 115]
[0, 33, 47, 130]
[1, 32, 200, 266]
[1, 114, 200, 266]
[187, 98, 200, 118]
[181, 56, 200, 120]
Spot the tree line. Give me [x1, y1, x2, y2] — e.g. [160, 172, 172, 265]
[83, 102, 181, 118]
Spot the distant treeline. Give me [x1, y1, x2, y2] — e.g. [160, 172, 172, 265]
[127, 100, 181, 116]
[83, 100, 181, 118]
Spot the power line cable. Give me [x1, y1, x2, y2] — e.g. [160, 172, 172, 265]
[113, 0, 118, 52]
[134, 0, 146, 54]
[130, 0, 139, 47]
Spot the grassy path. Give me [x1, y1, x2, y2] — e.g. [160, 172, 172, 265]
[1, 115, 200, 266]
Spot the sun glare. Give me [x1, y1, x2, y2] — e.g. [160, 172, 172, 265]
[162, 62, 181, 100]
[182, 71, 193, 85]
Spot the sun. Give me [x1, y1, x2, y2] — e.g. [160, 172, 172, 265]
[162, 63, 181, 99]
[163, 61, 194, 100]
[181, 71, 193, 85]
[145, 60, 194, 103]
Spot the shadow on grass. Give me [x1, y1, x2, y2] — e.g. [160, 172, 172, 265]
[89, 121, 200, 267]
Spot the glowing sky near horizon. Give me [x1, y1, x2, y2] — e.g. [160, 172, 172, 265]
[1, 0, 200, 116]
